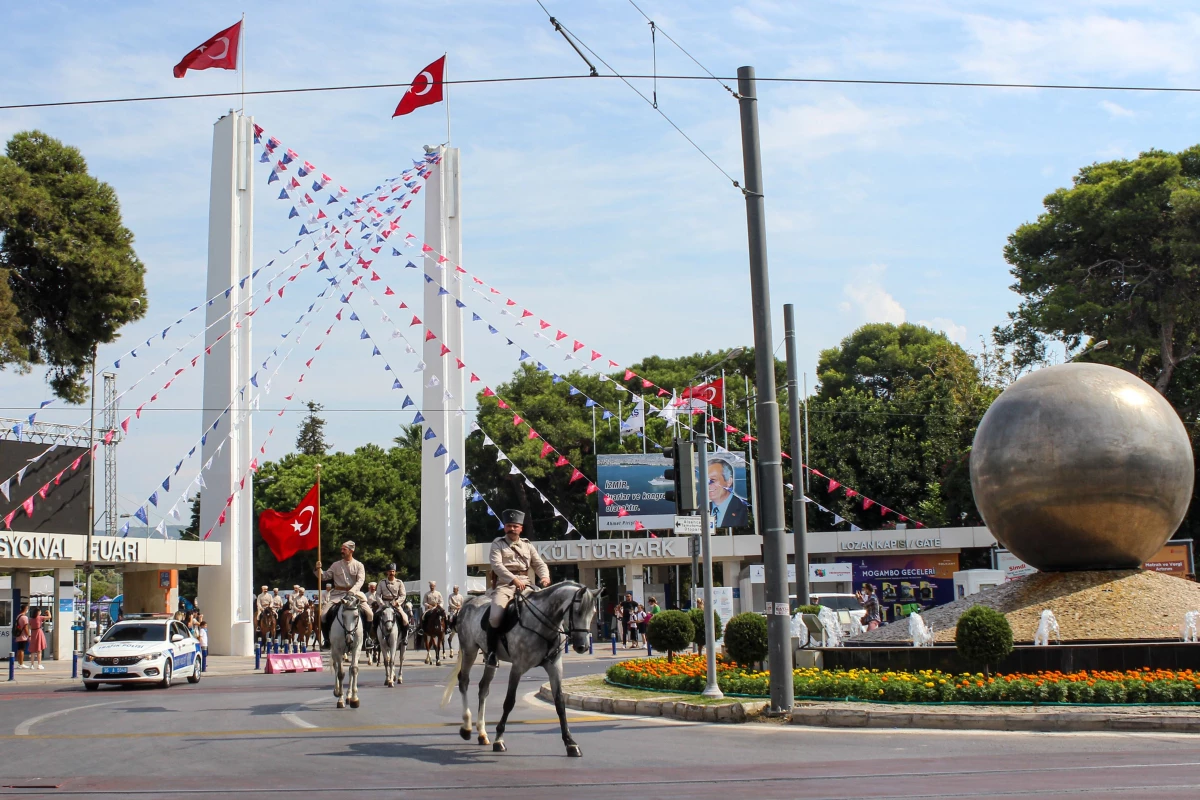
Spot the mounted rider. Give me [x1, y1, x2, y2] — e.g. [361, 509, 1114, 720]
[314, 540, 372, 647]
[485, 509, 550, 666]
[365, 582, 378, 606]
[423, 581, 443, 613]
[374, 563, 408, 633]
[271, 588, 285, 612]
[289, 585, 309, 614]
[256, 585, 274, 623]
[447, 584, 464, 628]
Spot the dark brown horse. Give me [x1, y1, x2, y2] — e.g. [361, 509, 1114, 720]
[291, 606, 316, 649]
[256, 607, 278, 647]
[422, 606, 447, 666]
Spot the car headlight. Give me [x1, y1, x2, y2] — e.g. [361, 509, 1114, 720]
[139, 652, 165, 662]
[84, 650, 95, 660]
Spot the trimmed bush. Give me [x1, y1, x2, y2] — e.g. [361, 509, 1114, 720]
[688, 607, 722, 651]
[646, 610, 694, 661]
[795, 604, 823, 616]
[723, 612, 768, 667]
[955, 605, 1014, 676]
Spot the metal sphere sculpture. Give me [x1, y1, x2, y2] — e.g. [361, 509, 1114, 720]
[970, 363, 1193, 571]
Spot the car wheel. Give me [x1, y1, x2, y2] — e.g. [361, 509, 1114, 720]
[84, 681, 99, 691]
[187, 660, 201, 684]
[160, 658, 173, 689]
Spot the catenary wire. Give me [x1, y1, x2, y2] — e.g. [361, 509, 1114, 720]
[625, 0, 737, 97]
[3, 74, 1200, 113]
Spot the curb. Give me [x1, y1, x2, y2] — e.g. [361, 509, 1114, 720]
[538, 682, 767, 724]
[788, 705, 1200, 733]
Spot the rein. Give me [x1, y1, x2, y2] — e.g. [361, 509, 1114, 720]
[516, 585, 591, 662]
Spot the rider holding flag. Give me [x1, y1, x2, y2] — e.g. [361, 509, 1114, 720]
[314, 540, 371, 648]
[485, 509, 550, 666]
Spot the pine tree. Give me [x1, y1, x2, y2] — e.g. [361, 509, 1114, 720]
[296, 401, 328, 456]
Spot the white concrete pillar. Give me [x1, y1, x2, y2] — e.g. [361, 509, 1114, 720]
[628, 563, 645, 605]
[52, 568, 74, 660]
[197, 111, 255, 656]
[420, 146, 466, 596]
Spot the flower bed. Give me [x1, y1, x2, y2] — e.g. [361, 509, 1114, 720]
[605, 657, 1200, 704]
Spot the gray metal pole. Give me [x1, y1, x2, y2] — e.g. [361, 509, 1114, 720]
[695, 432, 722, 698]
[803, 372, 811, 493]
[83, 345, 98, 657]
[784, 304, 809, 607]
[737, 65, 792, 713]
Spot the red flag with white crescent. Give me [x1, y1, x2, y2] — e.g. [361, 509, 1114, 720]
[392, 56, 446, 117]
[681, 377, 725, 408]
[173, 21, 242, 78]
[258, 484, 320, 562]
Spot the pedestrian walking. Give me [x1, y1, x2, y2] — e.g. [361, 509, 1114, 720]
[28, 608, 47, 669]
[13, 603, 30, 669]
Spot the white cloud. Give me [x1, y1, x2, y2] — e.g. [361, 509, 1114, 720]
[918, 317, 968, 344]
[958, 13, 1200, 83]
[1099, 100, 1134, 118]
[841, 265, 906, 325]
[759, 96, 918, 164]
[731, 6, 774, 32]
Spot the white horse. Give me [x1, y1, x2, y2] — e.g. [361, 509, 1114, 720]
[1034, 609, 1061, 646]
[376, 605, 408, 687]
[441, 581, 600, 757]
[329, 595, 363, 709]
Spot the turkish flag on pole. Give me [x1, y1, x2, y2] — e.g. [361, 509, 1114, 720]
[173, 21, 242, 78]
[682, 377, 725, 408]
[258, 483, 320, 562]
[392, 56, 446, 117]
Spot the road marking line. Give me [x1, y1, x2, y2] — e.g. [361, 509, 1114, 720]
[14, 701, 126, 736]
[281, 694, 329, 729]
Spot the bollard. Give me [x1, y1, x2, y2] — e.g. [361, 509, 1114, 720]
[647, 641, 652, 657]
[255, 644, 261, 671]
[8, 655, 14, 681]
[300, 643, 306, 653]
[202, 650, 208, 673]
[611, 633, 617, 656]
[72, 651, 78, 680]
[589, 633, 594, 655]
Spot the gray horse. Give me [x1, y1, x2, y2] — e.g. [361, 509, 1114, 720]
[441, 581, 600, 757]
[375, 605, 408, 687]
[329, 594, 363, 709]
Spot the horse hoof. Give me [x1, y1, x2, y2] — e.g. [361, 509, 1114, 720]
[337, 699, 345, 709]
[436, 660, 441, 667]
[478, 734, 490, 746]
[493, 741, 506, 753]
[349, 698, 360, 709]
[397, 677, 403, 684]
[566, 745, 582, 758]
[459, 728, 471, 741]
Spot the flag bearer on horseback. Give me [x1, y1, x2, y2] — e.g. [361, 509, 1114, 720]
[375, 564, 408, 630]
[314, 540, 372, 647]
[485, 509, 550, 667]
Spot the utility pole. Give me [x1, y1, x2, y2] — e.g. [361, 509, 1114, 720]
[83, 346, 97, 657]
[784, 305, 809, 606]
[694, 432, 721, 698]
[737, 65, 792, 713]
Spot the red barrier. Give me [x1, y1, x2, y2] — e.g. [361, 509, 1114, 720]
[264, 652, 323, 674]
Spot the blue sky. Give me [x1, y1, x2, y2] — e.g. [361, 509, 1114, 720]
[3, 1, 1199, 526]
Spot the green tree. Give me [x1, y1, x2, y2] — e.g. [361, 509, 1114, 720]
[806, 324, 996, 529]
[723, 612, 768, 667]
[997, 145, 1200, 395]
[0, 131, 147, 401]
[646, 610, 694, 662]
[688, 607, 722, 653]
[253, 444, 421, 589]
[955, 605, 1013, 677]
[295, 401, 328, 456]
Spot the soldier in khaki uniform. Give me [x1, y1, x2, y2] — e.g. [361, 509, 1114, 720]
[375, 564, 408, 628]
[485, 509, 550, 666]
[423, 581, 444, 612]
[314, 540, 371, 647]
[256, 585, 274, 619]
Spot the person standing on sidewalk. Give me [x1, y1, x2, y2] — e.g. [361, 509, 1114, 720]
[13, 603, 30, 669]
[198, 621, 209, 670]
[28, 608, 47, 670]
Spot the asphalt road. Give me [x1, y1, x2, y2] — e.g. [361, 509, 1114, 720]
[2, 657, 1200, 799]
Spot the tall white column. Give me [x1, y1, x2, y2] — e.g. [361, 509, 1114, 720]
[197, 111, 255, 656]
[420, 146, 467, 595]
[52, 568, 73, 660]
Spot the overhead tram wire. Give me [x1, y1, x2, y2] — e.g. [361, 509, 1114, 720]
[625, 0, 737, 98]
[533, 0, 741, 189]
[4, 74, 1200, 113]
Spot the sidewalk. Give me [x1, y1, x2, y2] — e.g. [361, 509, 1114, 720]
[2, 642, 634, 688]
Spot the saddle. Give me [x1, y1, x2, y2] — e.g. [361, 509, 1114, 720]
[480, 595, 522, 637]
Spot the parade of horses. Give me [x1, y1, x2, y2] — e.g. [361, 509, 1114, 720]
[250, 509, 600, 756]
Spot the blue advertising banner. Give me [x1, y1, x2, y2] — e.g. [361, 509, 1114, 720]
[596, 451, 752, 532]
[849, 553, 960, 621]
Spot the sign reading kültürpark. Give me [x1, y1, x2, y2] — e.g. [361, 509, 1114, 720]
[596, 451, 752, 532]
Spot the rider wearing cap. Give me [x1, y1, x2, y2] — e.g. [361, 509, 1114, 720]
[271, 588, 284, 611]
[447, 584, 464, 627]
[289, 585, 309, 614]
[485, 509, 550, 666]
[365, 582, 379, 606]
[374, 563, 408, 631]
[423, 581, 443, 612]
[314, 540, 370, 647]
[256, 585, 274, 617]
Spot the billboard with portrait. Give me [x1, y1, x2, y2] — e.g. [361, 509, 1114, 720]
[595, 450, 752, 532]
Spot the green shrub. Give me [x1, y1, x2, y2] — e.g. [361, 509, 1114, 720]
[795, 604, 823, 616]
[723, 612, 768, 667]
[646, 611, 694, 661]
[955, 605, 1013, 675]
[688, 607, 722, 650]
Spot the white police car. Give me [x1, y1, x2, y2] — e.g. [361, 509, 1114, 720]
[82, 615, 202, 690]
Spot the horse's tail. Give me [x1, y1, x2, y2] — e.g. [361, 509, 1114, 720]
[440, 648, 464, 709]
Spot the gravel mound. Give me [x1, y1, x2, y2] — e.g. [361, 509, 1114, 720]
[848, 570, 1200, 645]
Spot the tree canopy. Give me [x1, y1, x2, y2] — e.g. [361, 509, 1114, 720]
[0, 131, 147, 401]
[997, 145, 1200, 396]
[295, 401, 329, 456]
[806, 324, 996, 528]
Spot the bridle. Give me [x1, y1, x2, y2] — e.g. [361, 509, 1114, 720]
[334, 597, 361, 639]
[518, 585, 593, 661]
